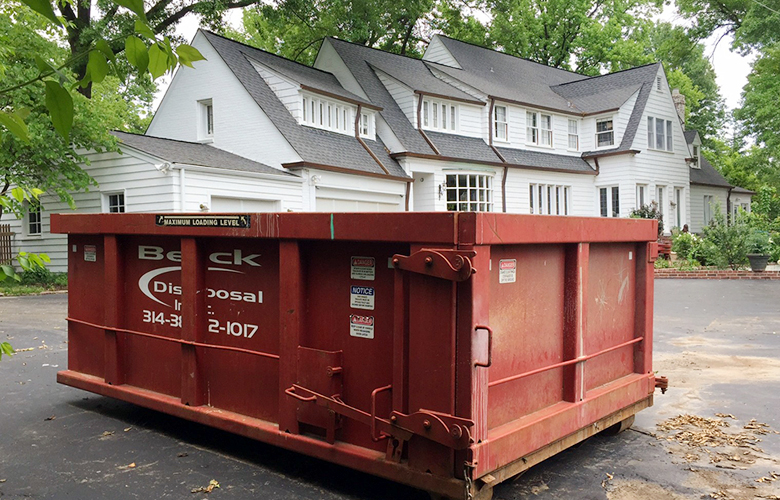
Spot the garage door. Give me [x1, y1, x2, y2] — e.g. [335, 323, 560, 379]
[316, 198, 402, 212]
[210, 197, 281, 212]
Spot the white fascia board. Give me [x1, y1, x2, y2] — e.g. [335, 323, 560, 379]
[170, 163, 304, 182]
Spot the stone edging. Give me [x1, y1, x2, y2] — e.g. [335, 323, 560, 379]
[655, 269, 780, 280]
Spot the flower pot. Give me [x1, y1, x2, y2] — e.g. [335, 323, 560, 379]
[747, 254, 770, 272]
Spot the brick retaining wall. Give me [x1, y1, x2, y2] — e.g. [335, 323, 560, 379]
[655, 268, 780, 279]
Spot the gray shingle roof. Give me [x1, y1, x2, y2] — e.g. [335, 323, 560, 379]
[732, 186, 755, 194]
[201, 31, 407, 179]
[684, 130, 698, 143]
[690, 156, 732, 188]
[425, 131, 501, 162]
[112, 131, 289, 175]
[324, 38, 437, 154]
[367, 60, 481, 103]
[242, 51, 372, 107]
[496, 147, 596, 173]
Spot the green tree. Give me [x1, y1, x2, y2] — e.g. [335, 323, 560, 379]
[734, 44, 780, 163]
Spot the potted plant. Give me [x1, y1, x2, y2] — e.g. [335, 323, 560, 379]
[746, 230, 772, 272]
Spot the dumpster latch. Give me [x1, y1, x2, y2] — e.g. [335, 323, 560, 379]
[654, 375, 668, 394]
[392, 249, 477, 282]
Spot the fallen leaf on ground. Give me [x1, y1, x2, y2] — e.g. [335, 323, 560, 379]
[191, 479, 220, 494]
[715, 413, 737, 419]
[15, 347, 34, 352]
[128, 463, 136, 468]
[0, 479, 6, 483]
[101, 431, 114, 437]
[177, 452, 188, 458]
[124, 427, 132, 432]
[44, 415, 55, 421]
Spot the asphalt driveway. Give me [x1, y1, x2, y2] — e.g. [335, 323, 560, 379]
[1, 281, 779, 499]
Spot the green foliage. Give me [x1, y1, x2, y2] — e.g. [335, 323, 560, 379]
[735, 44, 780, 162]
[630, 201, 664, 237]
[702, 206, 750, 269]
[654, 257, 671, 269]
[0, 341, 14, 359]
[672, 231, 699, 260]
[746, 229, 772, 255]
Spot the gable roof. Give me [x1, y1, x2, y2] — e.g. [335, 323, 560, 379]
[683, 130, 699, 143]
[682, 129, 732, 188]
[200, 30, 408, 179]
[112, 131, 290, 175]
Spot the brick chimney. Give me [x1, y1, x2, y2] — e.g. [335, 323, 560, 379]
[672, 88, 686, 128]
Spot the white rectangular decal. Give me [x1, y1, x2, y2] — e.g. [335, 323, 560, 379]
[350, 286, 375, 310]
[499, 259, 517, 284]
[84, 245, 97, 262]
[350, 315, 375, 339]
[350, 256, 375, 281]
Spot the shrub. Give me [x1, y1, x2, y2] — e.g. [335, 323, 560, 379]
[654, 258, 671, 269]
[746, 230, 772, 255]
[671, 231, 699, 260]
[691, 238, 720, 266]
[702, 207, 749, 270]
[19, 267, 65, 286]
[630, 202, 664, 238]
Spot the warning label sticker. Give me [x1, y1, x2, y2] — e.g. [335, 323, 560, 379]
[84, 245, 97, 262]
[349, 315, 375, 339]
[499, 259, 517, 284]
[350, 256, 375, 281]
[350, 286, 375, 310]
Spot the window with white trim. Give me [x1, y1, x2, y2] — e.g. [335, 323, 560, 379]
[494, 105, 508, 141]
[647, 117, 673, 151]
[300, 93, 354, 135]
[422, 98, 457, 132]
[526, 111, 552, 146]
[568, 119, 579, 150]
[596, 118, 614, 147]
[691, 145, 700, 168]
[105, 192, 125, 213]
[445, 174, 493, 212]
[529, 184, 570, 215]
[198, 99, 213, 139]
[636, 185, 647, 208]
[703, 195, 714, 224]
[657, 185, 665, 217]
[599, 186, 620, 217]
[27, 201, 42, 235]
[360, 112, 371, 137]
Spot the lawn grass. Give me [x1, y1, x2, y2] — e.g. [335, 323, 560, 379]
[0, 271, 67, 296]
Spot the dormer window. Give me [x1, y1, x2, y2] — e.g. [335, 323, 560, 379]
[692, 145, 700, 168]
[494, 105, 508, 141]
[300, 93, 354, 136]
[596, 118, 614, 147]
[198, 99, 213, 140]
[422, 98, 457, 132]
[360, 112, 371, 137]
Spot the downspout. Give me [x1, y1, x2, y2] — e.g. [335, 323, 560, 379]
[405, 182, 411, 211]
[488, 97, 508, 212]
[354, 104, 391, 176]
[179, 167, 186, 212]
[416, 95, 441, 155]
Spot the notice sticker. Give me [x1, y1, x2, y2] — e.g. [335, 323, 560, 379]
[84, 245, 97, 262]
[499, 259, 517, 284]
[350, 256, 375, 281]
[350, 285, 375, 310]
[349, 315, 375, 339]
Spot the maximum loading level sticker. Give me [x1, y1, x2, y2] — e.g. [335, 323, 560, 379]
[350, 256, 375, 281]
[499, 259, 517, 283]
[350, 285, 375, 310]
[349, 314, 374, 339]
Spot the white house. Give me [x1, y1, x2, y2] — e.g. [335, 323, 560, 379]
[2, 31, 750, 271]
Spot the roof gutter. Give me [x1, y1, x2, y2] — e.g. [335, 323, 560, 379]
[283, 161, 412, 183]
[414, 90, 485, 106]
[581, 149, 641, 160]
[354, 104, 391, 176]
[390, 152, 598, 175]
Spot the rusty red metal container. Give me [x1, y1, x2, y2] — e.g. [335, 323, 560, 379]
[52, 212, 660, 499]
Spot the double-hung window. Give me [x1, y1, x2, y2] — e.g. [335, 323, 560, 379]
[526, 111, 552, 146]
[599, 186, 620, 217]
[596, 119, 614, 147]
[529, 184, 570, 215]
[703, 195, 714, 224]
[106, 193, 125, 213]
[691, 145, 700, 167]
[445, 174, 493, 212]
[647, 117, 673, 151]
[422, 99, 457, 132]
[636, 185, 647, 208]
[27, 202, 42, 236]
[568, 119, 579, 150]
[198, 99, 214, 140]
[494, 105, 508, 141]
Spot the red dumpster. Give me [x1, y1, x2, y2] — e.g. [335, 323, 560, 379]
[52, 212, 660, 500]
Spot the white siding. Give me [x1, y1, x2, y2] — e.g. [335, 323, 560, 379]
[249, 60, 301, 120]
[374, 69, 416, 124]
[147, 31, 301, 169]
[314, 39, 372, 101]
[422, 36, 462, 68]
[1, 148, 177, 272]
[428, 68, 486, 101]
[182, 168, 303, 213]
[411, 172, 436, 211]
[689, 184, 728, 233]
[504, 168, 596, 215]
[309, 169, 407, 212]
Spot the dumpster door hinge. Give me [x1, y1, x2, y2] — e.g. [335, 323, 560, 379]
[392, 249, 477, 282]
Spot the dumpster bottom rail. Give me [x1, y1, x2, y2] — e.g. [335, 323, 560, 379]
[57, 369, 652, 500]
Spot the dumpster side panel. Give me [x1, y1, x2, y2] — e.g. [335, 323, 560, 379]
[67, 236, 107, 378]
[584, 243, 637, 392]
[486, 244, 566, 430]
